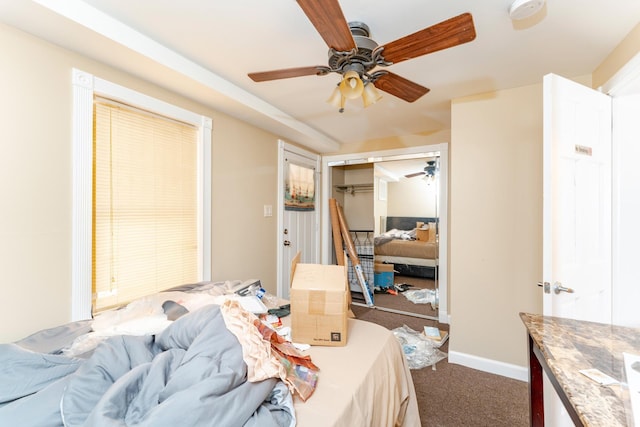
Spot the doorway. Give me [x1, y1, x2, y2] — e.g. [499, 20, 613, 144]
[321, 143, 449, 324]
[277, 140, 320, 300]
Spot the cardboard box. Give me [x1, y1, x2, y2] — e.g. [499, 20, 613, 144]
[374, 263, 394, 288]
[416, 227, 429, 241]
[290, 252, 348, 346]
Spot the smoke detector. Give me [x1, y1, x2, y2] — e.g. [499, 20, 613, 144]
[509, 0, 545, 20]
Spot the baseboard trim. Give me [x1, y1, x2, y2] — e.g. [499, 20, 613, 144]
[448, 350, 529, 382]
[440, 308, 450, 325]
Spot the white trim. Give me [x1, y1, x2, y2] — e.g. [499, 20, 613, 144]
[71, 68, 212, 318]
[201, 117, 213, 281]
[321, 143, 449, 324]
[436, 146, 449, 322]
[448, 350, 529, 382]
[71, 69, 94, 321]
[35, 0, 339, 153]
[276, 140, 285, 298]
[599, 51, 640, 96]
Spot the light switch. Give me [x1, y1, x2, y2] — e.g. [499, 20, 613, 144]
[264, 205, 272, 217]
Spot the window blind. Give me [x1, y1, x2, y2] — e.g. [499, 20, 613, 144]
[93, 100, 198, 311]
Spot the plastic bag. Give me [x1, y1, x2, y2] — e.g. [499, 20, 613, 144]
[392, 325, 447, 369]
[403, 288, 438, 310]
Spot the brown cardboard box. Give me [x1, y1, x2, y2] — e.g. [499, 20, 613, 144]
[290, 252, 348, 346]
[374, 263, 395, 273]
[416, 227, 429, 241]
[374, 263, 394, 288]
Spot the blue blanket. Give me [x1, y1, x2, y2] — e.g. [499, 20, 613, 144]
[0, 305, 294, 427]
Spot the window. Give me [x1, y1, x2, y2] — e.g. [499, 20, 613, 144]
[72, 69, 211, 319]
[93, 99, 198, 310]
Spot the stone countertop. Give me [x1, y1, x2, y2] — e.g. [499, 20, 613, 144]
[520, 312, 640, 426]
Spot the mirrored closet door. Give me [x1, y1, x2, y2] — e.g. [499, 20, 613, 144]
[330, 154, 441, 321]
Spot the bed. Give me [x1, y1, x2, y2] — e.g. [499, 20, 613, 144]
[0, 281, 420, 427]
[374, 216, 439, 279]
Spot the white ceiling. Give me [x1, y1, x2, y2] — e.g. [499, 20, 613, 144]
[2, 0, 640, 153]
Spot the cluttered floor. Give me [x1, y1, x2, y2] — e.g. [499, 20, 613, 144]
[350, 274, 529, 427]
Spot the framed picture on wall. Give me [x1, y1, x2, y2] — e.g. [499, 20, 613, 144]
[285, 162, 315, 211]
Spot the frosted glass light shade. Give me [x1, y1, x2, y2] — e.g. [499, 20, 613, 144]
[339, 70, 364, 99]
[362, 82, 382, 107]
[327, 86, 346, 112]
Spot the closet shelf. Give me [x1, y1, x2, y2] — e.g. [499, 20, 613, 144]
[334, 184, 374, 194]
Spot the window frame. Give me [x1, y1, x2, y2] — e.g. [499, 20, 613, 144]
[71, 68, 212, 320]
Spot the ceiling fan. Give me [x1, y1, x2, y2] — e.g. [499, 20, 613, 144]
[248, 0, 476, 112]
[405, 159, 438, 179]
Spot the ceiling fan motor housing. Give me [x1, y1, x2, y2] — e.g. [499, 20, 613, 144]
[327, 22, 379, 75]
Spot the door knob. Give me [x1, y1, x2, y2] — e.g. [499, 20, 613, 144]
[553, 282, 574, 294]
[283, 240, 291, 246]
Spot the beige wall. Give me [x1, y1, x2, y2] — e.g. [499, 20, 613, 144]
[387, 178, 436, 218]
[450, 84, 544, 366]
[593, 22, 640, 89]
[332, 129, 452, 155]
[0, 23, 281, 342]
[341, 165, 375, 230]
[444, 23, 640, 369]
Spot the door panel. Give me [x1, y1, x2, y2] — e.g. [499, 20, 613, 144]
[542, 73, 612, 425]
[278, 144, 319, 300]
[543, 73, 612, 321]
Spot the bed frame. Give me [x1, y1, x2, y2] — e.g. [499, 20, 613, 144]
[379, 216, 439, 279]
[385, 216, 438, 232]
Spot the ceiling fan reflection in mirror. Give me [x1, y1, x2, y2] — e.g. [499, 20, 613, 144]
[248, 0, 476, 112]
[405, 159, 439, 180]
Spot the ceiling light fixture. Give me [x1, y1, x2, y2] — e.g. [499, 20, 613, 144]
[362, 82, 382, 108]
[249, 8, 477, 113]
[509, 0, 545, 20]
[339, 70, 364, 99]
[327, 68, 383, 112]
[321, 22, 390, 113]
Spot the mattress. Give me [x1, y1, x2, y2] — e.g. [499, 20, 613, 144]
[289, 317, 421, 427]
[375, 238, 438, 260]
[375, 254, 437, 267]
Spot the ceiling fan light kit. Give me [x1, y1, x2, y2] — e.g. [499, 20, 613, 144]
[362, 82, 382, 108]
[326, 85, 346, 113]
[509, 0, 545, 20]
[248, 0, 477, 113]
[339, 69, 365, 99]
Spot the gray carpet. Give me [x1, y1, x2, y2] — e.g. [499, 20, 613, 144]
[351, 275, 529, 427]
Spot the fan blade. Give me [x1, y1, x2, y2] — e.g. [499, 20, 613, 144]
[296, 0, 356, 52]
[379, 13, 476, 64]
[374, 72, 430, 103]
[405, 171, 426, 178]
[248, 66, 324, 82]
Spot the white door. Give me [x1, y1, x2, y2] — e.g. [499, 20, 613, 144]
[277, 141, 320, 300]
[542, 73, 612, 425]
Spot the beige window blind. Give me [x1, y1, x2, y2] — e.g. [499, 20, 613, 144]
[93, 99, 199, 311]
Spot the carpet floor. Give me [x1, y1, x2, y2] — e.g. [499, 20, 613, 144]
[350, 275, 530, 427]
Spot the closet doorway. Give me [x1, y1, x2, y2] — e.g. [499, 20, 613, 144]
[321, 144, 449, 324]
